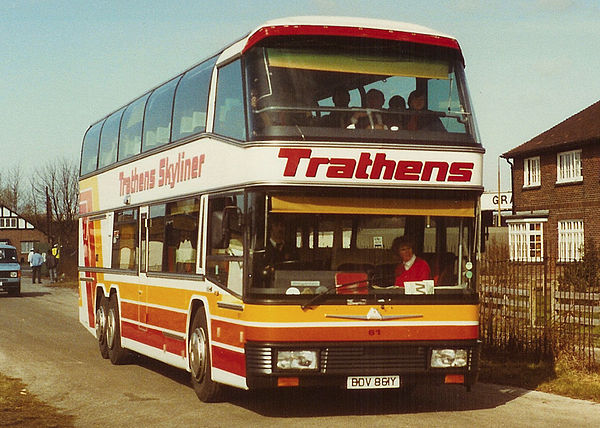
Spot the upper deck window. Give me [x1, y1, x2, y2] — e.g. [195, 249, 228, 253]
[118, 94, 150, 161]
[143, 77, 180, 152]
[244, 39, 478, 146]
[214, 60, 246, 141]
[172, 57, 216, 141]
[98, 108, 124, 169]
[80, 120, 103, 176]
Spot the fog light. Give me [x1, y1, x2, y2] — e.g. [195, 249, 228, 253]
[431, 349, 468, 368]
[276, 350, 318, 370]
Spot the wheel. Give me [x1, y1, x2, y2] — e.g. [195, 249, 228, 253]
[8, 284, 20, 297]
[189, 310, 224, 402]
[96, 293, 109, 359]
[106, 293, 129, 365]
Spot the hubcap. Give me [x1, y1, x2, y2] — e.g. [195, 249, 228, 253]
[106, 308, 116, 349]
[189, 327, 207, 381]
[95, 305, 106, 338]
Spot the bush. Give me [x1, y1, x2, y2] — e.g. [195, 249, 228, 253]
[559, 240, 600, 291]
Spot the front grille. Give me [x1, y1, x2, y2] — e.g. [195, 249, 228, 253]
[246, 343, 428, 375]
[322, 345, 426, 374]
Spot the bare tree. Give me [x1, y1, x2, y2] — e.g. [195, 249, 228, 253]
[0, 166, 23, 211]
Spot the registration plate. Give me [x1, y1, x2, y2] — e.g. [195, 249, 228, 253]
[347, 375, 400, 389]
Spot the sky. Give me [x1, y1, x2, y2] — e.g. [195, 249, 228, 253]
[2, 0, 599, 191]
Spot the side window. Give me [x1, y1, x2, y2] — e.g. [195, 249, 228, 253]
[214, 60, 246, 141]
[98, 108, 124, 169]
[118, 94, 150, 161]
[143, 77, 180, 152]
[206, 193, 244, 294]
[111, 208, 139, 270]
[148, 198, 199, 273]
[80, 121, 103, 175]
[172, 57, 216, 141]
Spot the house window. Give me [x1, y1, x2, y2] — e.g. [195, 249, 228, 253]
[557, 150, 582, 183]
[558, 220, 584, 262]
[508, 220, 544, 262]
[21, 241, 36, 254]
[523, 156, 540, 187]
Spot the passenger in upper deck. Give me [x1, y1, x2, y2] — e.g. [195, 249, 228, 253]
[350, 89, 387, 130]
[322, 87, 351, 128]
[386, 95, 407, 130]
[392, 237, 431, 287]
[406, 90, 446, 132]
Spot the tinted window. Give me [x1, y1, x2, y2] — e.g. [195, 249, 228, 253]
[148, 198, 200, 273]
[111, 208, 139, 270]
[172, 57, 216, 141]
[98, 108, 124, 169]
[118, 94, 149, 161]
[214, 60, 246, 141]
[80, 121, 103, 175]
[143, 77, 180, 152]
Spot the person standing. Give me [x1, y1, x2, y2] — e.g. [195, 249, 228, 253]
[46, 249, 57, 283]
[31, 249, 43, 284]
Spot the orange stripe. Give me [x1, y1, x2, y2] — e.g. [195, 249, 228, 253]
[243, 324, 478, 342]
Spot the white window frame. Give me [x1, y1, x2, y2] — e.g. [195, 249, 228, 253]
[523, 156, 540, 187]
[21, 241, 36, 254]
[558, 220, 584, 262]
[556, 149, 582, 184]
[507, 219, 546, 262]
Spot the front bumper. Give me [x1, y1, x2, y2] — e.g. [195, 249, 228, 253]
[0, 278, 21, 293]
[246, 339, 480, 389]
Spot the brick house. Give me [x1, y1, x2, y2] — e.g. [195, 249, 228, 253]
[502, 100, 600, 262]
[0, 205, 48, 262]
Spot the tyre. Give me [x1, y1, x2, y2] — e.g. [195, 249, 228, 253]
[106, 293, 129, 365]
[8, 284, 20, 297]
[96, 293, 109, 359]
[189, 310, 224, 402]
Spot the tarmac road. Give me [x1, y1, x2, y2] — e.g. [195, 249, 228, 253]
[1, 282, 599, 427]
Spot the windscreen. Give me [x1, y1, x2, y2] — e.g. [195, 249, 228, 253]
[246, 192, 477, 302]
[244, 38, 479, 145]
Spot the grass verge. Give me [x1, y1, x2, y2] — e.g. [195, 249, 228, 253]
[479, 352, 600, 403]
[0, 373, 74, 427]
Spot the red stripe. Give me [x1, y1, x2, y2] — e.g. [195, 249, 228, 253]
[212, 345, 246, 377]
[122, 321, 186, 357]
[121, 302, 187, 333]
[244, 25, 461, 53]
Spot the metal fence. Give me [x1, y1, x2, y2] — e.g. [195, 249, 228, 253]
[479, 249, 599, 368]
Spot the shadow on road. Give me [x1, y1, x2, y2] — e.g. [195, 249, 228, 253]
[130, 354, 526, 417]
[0, 291, 51, 298]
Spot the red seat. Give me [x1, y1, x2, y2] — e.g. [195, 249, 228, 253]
[335, 272, 368, 294]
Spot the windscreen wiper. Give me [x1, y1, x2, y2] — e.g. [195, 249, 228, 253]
[301, 277, 369, 310]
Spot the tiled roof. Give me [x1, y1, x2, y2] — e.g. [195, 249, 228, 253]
[503, 100, 600, 158]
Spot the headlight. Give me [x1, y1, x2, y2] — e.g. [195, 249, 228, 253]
[10, 271, 18, 278]
[431, 349, 468, 368]
[276, 350, 318, 370]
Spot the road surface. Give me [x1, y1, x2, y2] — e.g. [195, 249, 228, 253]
[1, 283, 599, 427]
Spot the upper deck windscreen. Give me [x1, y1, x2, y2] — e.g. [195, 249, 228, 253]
[244, 37, 479, 146]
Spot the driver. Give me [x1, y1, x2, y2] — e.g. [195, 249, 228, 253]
[265, 217, 296, 266]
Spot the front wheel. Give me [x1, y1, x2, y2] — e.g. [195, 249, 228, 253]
[106, 294, 129, 365]
[189, 310, 224, 402]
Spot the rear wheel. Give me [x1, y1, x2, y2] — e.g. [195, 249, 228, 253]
[96, 294, 109, 359]
[106, 294, 129, 364]
[189, 310, 224, 402]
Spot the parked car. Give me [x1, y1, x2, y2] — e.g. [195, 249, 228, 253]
[0, 244, 21, 296]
